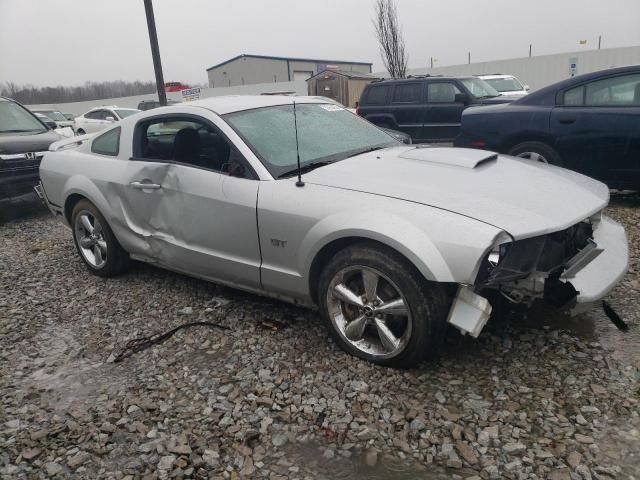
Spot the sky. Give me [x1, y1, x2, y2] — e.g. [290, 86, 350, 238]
[1, 0, 639, 87]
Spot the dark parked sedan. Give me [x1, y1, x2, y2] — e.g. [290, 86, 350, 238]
[454, 65, 640, 189]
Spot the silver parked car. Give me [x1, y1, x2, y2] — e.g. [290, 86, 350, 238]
[38, 96, 628, 367]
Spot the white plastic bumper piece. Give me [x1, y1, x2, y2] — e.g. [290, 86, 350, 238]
[563, 215, 629, 314]
[446, 286, 492, 338]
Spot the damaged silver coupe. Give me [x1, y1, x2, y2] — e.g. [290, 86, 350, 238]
[38, 96, 629, 367]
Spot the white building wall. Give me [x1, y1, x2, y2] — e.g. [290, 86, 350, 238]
[400, 46, 640, 91]
[27, 80, 308, 116]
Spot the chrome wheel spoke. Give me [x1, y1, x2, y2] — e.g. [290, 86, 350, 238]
[333, 284, 364, 307]
[80, 215, 94, 234]
[374, 318, 400, 352]
[96, 239, 107, 252]
[93, 244, 103, 264]
[361, 269, 379, 303]
[79, 237, 94, 248]
[93, 220, 102, 235]
[377, 297, 408, 316]
[344, 315, 367, 341]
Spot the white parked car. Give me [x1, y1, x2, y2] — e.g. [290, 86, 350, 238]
[74, 106, 140, 135]
[38, 96, 628, 368]
[32, 109, 76, 132]
[34, 112, 74, 138]
[478, 74, 529, 97]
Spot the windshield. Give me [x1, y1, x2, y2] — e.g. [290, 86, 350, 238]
[36, 110, 67, 121]
[114, 109, 140, 119]
[224, 103, 397, 177]
[483, 77, 524, 92]
[460, 78, 500, 98]
[0, 101, 47, 134]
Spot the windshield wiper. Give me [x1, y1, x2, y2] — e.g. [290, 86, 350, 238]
[278, 161, 333, 179]
[344, 146, 385, 159]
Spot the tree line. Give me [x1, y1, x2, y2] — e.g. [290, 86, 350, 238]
[0, 80, 158, 104]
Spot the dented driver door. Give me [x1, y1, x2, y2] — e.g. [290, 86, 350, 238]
[120, 158, 261, 289]
[156, 164, 262, 289]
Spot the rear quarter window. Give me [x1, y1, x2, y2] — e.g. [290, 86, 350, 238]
[91, 127, 121, 156]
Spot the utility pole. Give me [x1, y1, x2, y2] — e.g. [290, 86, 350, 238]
[430, 56, 433, 69]
[529, 44, 532, 57]
[598, 35, 602, 50]
[468, 52, 471, 64]
[143, 0, 167, 106]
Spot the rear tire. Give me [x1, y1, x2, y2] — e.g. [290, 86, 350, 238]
[508, 141, 563, 166]
[76, 128, 86, 135]
[71, 199, 129, 277]
[317, 242, 449, 368]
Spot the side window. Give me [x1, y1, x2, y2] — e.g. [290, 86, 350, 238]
[91, 127, 121, 156]
[392, 83, 422, 103]
[427, 82, 462, 103]
[563, 86, 584, 105]
[365, 85, 390, 104]
[135, 117, 254, 179]
[584, 74, 640, 106]
[85, 111, 100, 119]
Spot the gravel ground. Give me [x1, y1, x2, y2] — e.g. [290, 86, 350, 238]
[1, 200, 639, 479]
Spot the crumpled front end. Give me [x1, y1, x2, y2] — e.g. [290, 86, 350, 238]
[476, 212, 628, 312]
[447, 212, 629, 337]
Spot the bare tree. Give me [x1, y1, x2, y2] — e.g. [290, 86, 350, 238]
[373, 0, 408, 79]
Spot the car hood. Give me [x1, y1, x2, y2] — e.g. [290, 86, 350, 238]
[303, 146, 609, 239]
[0, 130, 61, 155]
[474, 96, 515, 105]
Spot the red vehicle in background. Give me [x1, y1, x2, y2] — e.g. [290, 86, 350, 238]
[164, 82, 190, 93]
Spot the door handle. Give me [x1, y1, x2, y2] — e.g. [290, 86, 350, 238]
[558, 117, 576, 124]
[131, 181, 162, 190]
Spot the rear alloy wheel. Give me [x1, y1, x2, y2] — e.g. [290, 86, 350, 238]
[508, 141, 563, 166]
[318, 243, 448, 368]
[71, 199, 129, 277]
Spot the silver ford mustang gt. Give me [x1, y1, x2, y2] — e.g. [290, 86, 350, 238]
[38, 95, 629, 367]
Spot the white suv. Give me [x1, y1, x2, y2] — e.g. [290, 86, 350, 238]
[74, 106, 140, 135]
[478, 74, 529, 97]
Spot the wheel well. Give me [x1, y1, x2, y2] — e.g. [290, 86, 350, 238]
[64, 193, 86, 224]
[307, 237, 427, 305]
[503, 134, 556, 153]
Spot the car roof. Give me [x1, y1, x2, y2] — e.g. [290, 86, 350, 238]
[186, 95, 328, 115]
[518, 64, 640, 105]
[366, 75, 474, 85]
[478, 74, 515, 79]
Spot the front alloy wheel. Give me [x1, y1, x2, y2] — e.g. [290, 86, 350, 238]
[318, 243, 449, 368]
[327, 266, 412, 359]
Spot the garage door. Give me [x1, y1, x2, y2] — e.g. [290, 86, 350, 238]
[293, 71, 313, 81]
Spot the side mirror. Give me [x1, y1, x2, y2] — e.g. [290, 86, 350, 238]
[45, 120, 57, 129]
[105, 116, 116, 122]
[524, 85, 530, 91]
[454, 93, 469, 104]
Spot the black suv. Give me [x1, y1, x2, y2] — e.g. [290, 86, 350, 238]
[0, 97, 61, 199]
[357, 75, 514, 142]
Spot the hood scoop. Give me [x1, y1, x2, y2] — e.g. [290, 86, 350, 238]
[398, 147, 497, 169]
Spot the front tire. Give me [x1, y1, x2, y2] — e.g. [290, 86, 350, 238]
[508, 141, 563, 166]
[318, 242, 449, 368]
[71, 199, 129, 277]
